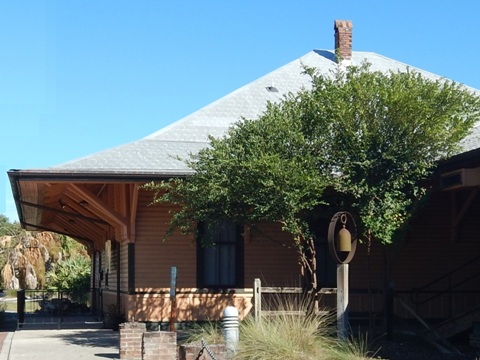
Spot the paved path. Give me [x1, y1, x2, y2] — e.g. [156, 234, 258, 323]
[0, 328, 119, 360]
[0, 333, 9, 354]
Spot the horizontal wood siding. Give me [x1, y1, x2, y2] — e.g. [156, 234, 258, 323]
[244, 223, 300, 287]
[135, 189, 197, 289]
[116, 186, 480, 322]
[349, 189, 480, 318]
[120, 242, 128, 292]
[103, 290, 129, 316]
[136, 190, 301, 291]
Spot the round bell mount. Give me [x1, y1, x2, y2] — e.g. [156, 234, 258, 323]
[328, 211, 357, 264]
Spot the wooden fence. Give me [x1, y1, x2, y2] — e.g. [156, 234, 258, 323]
[253, 278, 336, 321]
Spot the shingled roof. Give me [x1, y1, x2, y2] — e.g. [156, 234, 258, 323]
[30, 49, 479, 178]
[9, 20, 480, 238]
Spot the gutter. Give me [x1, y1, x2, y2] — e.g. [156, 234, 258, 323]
[7, 169, 193, 182]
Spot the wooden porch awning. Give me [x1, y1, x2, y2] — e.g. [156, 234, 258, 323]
[7, 170, 161, 251]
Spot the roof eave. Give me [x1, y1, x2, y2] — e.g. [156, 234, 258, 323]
[7, 169, 194, 183]
[437, 147, 480, 173]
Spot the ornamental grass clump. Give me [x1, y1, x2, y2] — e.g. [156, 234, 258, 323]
[185, 320, 224, 345]
[236, 311, 334, 359]
[328, 332, 377, 360]
[234, 295, 375, 360]
[185, 295, 377, 359]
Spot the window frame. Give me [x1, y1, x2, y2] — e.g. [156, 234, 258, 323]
[196, 221, 244, 289]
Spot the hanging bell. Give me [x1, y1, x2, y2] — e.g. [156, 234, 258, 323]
[337, 225, 352, 252]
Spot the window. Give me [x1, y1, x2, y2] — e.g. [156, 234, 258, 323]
[197, 221, 243, 288]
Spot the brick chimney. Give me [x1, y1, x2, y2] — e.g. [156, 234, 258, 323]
[334, 20, 353, 62]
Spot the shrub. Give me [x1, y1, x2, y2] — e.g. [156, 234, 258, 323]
[46, 256, 91, 303]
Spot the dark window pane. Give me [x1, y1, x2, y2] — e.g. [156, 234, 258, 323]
[198, 221, 242, 287]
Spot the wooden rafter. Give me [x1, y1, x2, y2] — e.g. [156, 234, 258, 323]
[64, 183, 130, 242]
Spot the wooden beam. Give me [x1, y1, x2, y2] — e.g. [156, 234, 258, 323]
[115, 184, 127, 218]
[23, 221, 99, 249]
[453, 187, 479, 226]
[128, 184, 139, 243]
[65, 184, 130, 241]
[60, 199, 112, 233]
[19, 200, 109, 225]
[51, 216, 106, 245]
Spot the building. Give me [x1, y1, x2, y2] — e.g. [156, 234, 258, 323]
[8, 20, 480, 336]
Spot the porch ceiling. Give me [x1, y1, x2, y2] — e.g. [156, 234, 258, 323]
[9, 173, 143, 251]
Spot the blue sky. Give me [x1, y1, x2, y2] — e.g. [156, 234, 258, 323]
[1, 1, 480, 222]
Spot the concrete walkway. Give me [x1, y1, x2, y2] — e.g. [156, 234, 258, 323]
[0, 328, 120, 360]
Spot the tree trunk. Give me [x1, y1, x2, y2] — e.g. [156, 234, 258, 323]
[297, 236, 318, 291]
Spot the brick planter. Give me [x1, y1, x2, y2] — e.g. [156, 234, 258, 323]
[143, 332, 176, 360]
[179, 343, 227, 360]
[119, 322, 178, 360]
[119, 322, 146, 360]
[119, 322, 228, 360]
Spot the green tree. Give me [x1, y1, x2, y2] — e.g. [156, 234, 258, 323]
[146, 63, 480, 290]
[46, 256, 91, 302]
[0, 215, 20, 237]
[316, 64, 480, 248]
[0, 215, 21, 287]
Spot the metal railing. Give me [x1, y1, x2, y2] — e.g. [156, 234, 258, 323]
[409, 254, 480, 318]
[16, 289, 99, 329]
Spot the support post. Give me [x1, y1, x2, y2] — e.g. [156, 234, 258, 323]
[128, 243, 135, 294]
[170, 266, 177, 332]
[17, 290, 25, 329]
[337, 263, 349, 340]
[116, 241, 121, 318]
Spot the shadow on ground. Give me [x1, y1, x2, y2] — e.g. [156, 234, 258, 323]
[48, 329, 119, 348]
[0, 313, 17, 331]
[94, 354, 118, 359]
